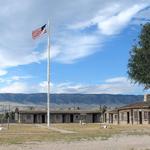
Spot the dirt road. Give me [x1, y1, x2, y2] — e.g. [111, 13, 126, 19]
[0, 135, 150, 150]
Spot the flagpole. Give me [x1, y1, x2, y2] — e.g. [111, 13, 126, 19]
[47, 20, 50, 127]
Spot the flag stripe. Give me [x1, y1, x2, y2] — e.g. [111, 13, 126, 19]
[32, 24, 47, 39]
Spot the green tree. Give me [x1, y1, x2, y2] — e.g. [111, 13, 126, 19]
[128, 23, 150, 89]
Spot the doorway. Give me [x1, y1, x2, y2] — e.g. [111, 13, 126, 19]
[139, 111, 142, 124]
[42, 115, 45, 123]
[110, 114, 113, 123]
[127, 112, 130, 124]
[33, 114, 37, 123]
[70, 114, 73, 123]
[148, 112, 150, 124]
[93, 114, 98, 123]
[104, 113, 107, 123]
[62, 114, 65, 123]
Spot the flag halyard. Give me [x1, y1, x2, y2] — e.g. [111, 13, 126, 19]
[32, 24, 47, 39]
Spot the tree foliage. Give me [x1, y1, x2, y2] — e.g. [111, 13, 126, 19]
[128, 23, 150, 89]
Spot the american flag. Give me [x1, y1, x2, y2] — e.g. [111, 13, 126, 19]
[32, 24, 47, 39]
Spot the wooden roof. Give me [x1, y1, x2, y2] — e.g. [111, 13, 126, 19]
[18, 109, 102, 114]
[107, 101, 150, 114]
[108, 109, 118, 114]
[119, 101, 150, 110]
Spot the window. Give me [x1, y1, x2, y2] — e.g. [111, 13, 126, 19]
[26, 114, 31, 120]
[75, 115, 79, 119]
[121, 112, 124, 121]
[114, 114, 118, 120]
[56, 115, 60, 119]
[144, 111, 148, 120]
[81, 115, 86, 120]
[134, 111, 138, 121]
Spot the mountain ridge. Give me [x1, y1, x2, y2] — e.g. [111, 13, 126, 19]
[0, 93, 143, 107]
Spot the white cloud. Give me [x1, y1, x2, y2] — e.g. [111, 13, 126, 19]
[0, 69, 7, 76]
[39, 81, 53, 92]
[11, 75, 32, 81]
[50, 2, 149, 63]
[0, 82, 31, 93]
[69, 3, 148, 35]
[0, 75, 32, 84]
[38, 77, 147, 94]
[98, 4, 148, 35]
[0, 49, 40, 68]
[68, 3, 122, 30]
[0, 0, 150, 95]
[40, 45, 61, 60]
[0, 76, 148, 94]
[53, 34, 100, 63]
[105, 77, 127, 83]
[0, 0, 149, 70]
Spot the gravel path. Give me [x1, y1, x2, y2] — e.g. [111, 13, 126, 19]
[0, 135, 150, 150]
[36, 124, 76, 133]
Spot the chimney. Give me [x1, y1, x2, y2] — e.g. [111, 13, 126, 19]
[144, 94, 150, 102]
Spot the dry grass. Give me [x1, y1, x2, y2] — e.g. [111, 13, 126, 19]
[0, 123, 150, 144]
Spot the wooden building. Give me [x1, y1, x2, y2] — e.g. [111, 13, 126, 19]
[106, 94, 150, 125]
[15, 109, 103, 124]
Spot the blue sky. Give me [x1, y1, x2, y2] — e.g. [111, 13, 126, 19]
[0, 0, 150, 94]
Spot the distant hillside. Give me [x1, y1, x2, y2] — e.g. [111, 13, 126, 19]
[0, 93, 143, 107]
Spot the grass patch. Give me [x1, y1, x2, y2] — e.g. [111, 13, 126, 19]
[0, 123, 150, 144]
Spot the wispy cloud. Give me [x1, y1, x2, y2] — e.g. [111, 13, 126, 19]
[0, 75, 32, 84]
[0, 0, 149, 71]
[39, 77, 147, 94]
[0, 76, 148, 94]
[53, 33, 101, 63]
[50, 2, 149, 63]
[0, 70, 7, 76]
[98, 4, 148, 35]
[68, 3, 148, 35]
[0, 0, 149, 95]
[105, 77, 127, 83]
[0, 82, 35, 93]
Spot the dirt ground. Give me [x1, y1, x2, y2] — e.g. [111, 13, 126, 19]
[0, 135, 150, 150]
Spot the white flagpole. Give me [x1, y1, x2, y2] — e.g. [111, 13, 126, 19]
[47, 20, 50, 127]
